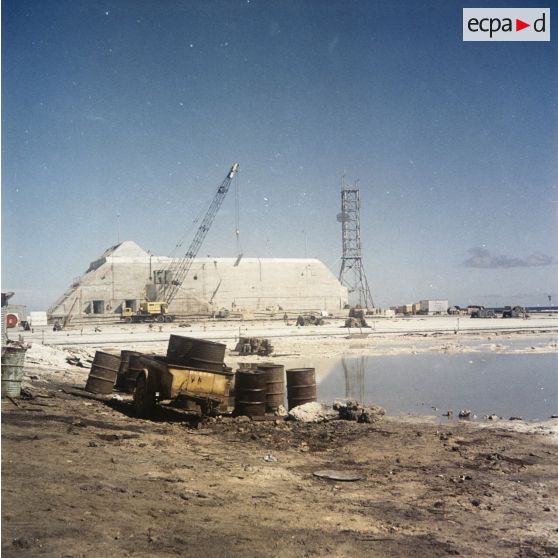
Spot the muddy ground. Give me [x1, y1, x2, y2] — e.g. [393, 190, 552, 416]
[3, 327, 558, 557]
[2, 380, 558, 558]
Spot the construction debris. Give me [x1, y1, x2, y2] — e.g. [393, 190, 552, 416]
[234, 337, 274, 356]
[287, 400, 386, 424]
[296, 314, 324, 326]
[333, 400, 385, 423]
[288, 402, 338, 423]
[344, 317, 369, 328]
[342, 307, 369, 327]
[66, 356, 86, 367]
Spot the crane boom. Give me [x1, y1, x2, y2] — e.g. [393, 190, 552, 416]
[160, 162, 239, 306]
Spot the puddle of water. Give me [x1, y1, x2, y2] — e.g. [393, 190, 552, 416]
[306, 353, 557, 421]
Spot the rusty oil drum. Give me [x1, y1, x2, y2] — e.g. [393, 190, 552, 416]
[286, 368, 317, 410]
[257, 363, 285, 412]
[231, 364, 258, 408]
[234, 370, 266, 417]
[166, 335, 226, 372]
[238, 362, 259, 370]
[115, 350, 141, 391]
[125, 353, 147, 393]
[85, 351, 121, 394]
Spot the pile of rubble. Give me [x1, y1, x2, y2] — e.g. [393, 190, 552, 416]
[288, 400, 385, 424]
[234, 337, 274, 356]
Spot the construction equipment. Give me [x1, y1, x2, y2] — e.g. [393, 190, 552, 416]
[296, 314, 324, 326]
[121, 302, 175, 323]
[344, 316, 369, 328]
[133, 355, 233, 418]
[132, 335, 233, 417]
[502, 306, 528, 318]
[153, 162, 239, 306]
[123, 163, 239, 323]
[470, 307, 496, 318]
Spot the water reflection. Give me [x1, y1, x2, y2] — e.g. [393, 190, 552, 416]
[341, 357, 365, 404]
[313, 352, 557, 421]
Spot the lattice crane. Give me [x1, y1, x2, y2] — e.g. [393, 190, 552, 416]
[158, 162, 239, 306]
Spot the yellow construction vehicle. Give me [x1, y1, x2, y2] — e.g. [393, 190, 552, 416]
[121, 302, 175, 323]
[122, 163, 239, 324]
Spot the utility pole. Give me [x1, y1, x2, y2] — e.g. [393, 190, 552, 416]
[337, 177, 374, 308]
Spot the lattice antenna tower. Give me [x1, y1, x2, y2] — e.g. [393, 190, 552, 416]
[337, 176, 374, 308]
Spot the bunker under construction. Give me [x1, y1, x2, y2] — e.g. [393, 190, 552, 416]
[48, 241, 348, 321]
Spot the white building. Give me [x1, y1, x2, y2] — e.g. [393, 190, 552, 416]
[419, 299, 449, 315]
[48, 241, 348, 320]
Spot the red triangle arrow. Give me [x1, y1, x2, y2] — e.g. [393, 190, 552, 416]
[516, 19, 530, 31]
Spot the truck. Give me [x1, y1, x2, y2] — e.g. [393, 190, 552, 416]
[121, 302, 175, 323]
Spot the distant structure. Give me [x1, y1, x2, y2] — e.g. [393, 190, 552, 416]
[48, 241, 348, 322]
[337, 178, 374, 308]
[393, 300, 449, 316]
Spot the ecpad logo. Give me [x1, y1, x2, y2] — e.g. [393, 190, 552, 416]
[463, 8, 550, 41]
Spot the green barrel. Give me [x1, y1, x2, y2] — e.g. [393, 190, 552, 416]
[1, 346, 28, 398]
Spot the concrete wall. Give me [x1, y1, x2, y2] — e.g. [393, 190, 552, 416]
[48, 241, 348, 319]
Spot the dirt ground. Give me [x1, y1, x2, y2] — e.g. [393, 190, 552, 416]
[2, 327, 558, 557]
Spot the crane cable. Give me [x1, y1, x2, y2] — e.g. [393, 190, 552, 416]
[159, 178, 219, 277]
[234, 171, 243, 257]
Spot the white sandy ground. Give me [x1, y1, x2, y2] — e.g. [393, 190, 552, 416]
[7, 314, 558, 348]
[10, 314, 557, 440]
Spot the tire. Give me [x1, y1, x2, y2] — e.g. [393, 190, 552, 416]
[134, 372, 156, 418]
[156, 315, 165, 323]
[124, 317, 132, 323]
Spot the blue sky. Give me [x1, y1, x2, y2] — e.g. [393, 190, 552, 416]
[2, 0, 557, 310]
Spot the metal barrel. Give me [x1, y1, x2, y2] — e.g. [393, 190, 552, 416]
[125, 353, 147, 393]
[85, 351, 121, 394]
[187, 356, 225, 373]
[1, 346, 28, 398]
[166, 335, 226, 371]
[234, 370, 266, 417]
[258, 363, 285, 412]
[187, 338, 226, 372]
[233, 363, 259, 408]
[115, 350, 141, 391]
[238, 362, 259, 370]
[286, 368, 317, 410]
